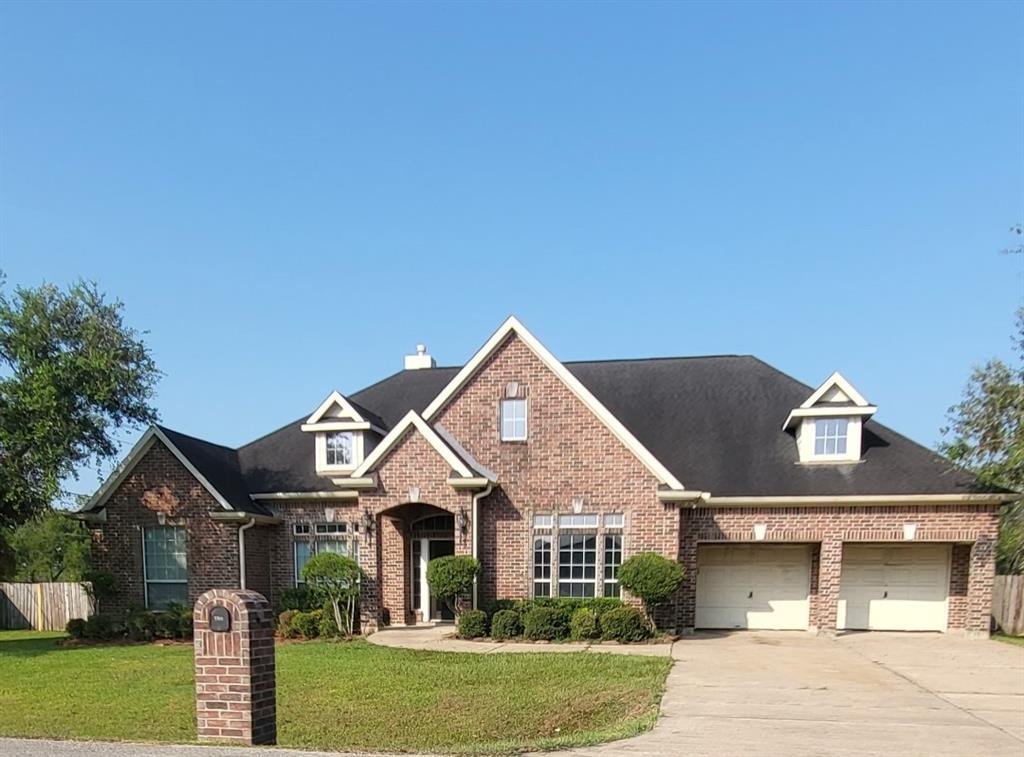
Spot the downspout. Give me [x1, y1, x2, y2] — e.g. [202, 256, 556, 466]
[471, 483, 493, 611]
[238, 517, 256, 590]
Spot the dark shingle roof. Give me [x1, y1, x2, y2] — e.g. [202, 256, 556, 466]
[152, 356, 984, 504]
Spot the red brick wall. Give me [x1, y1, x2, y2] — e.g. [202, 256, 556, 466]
[433, 334, 679, 619]
[679, 505, 999, 633]
[90, 440, 240, 615]
[243, 525, 274, 605]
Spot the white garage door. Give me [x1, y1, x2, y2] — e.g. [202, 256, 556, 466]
[838, 544, 951, 632]
[696, 544, 812, 630]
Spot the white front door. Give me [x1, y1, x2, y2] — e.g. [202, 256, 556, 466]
[696, 544, 812, 630]
[838, 544, 950, 632]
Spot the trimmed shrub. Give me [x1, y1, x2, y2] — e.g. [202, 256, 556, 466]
[302, 553, 361, 636]
[278, 610, 299, 638]
[278, 585, 323, 613]
[426, 555, 480, 617]
[126, 607, 158, 641]
[154, 612, 180, 639]
[482, 598, 518, 617]
[81, 569, 117, 615]
[65, 618, 88, 639]
[569, 606, 599, 640]
[84, 614, 119, 640]
[531, 597, 624, 619]
[457, 609, 488, 639]
[292, 609, 322, 639]
[490, 609, 522, 641]
[617, 553, 685, 629]
[600, 606, 650, 642]
[318, 601, 340, 638]
[522, 606, 569, 641]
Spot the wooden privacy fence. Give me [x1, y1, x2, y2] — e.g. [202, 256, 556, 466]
[0, 582, 92, 631]
[992, 575, 1024, 636]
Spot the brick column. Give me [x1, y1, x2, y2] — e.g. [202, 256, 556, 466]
[965, 536, 996, 637]
[360, 512, 382, 633]
[193, 589, 276, 745]
[812, 537, 843, 634]
[677, 511, 698, 633]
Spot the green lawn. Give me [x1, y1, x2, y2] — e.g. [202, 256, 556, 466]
[993, 633, 1024, 647]
[0, 631, 671, 754]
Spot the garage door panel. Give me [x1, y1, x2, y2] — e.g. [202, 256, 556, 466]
[838, 545, 950, 632]
[696, 545, 811, 630]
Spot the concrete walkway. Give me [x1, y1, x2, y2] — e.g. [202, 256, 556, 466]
[366, 624, 675, 655]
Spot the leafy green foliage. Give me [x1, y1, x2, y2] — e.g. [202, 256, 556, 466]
[425, 555, 480, 617]
[569, 606, 599, 640]
[522, 606, 570, 640]
[3, 507, 90, 581]
[81, 569, 117, 614]
[599, 606, 650, 642]
[277, 610, 300, 639]
[301, 552, 360, 636]
[291, 610, 323, 638]
[940, 308, 1024, 573]
[278, 585, 323, 613]
[83, 614, 121, 640]
[489, 609, 522, 640]
[64, 618, 88, 639]
[617, 553, 685, 628]
[0, 277, 160, 527]
[318, 600, 340, 638]
[457, 609, 487, 639]
[531, 596, 623, 618]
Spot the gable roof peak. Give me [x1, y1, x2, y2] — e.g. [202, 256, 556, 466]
[305, 390, 366, 425]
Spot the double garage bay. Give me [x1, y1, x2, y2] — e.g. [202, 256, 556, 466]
[694, 543, 952, 632]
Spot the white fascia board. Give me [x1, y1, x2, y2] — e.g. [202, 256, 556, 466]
[79, 426, 235, 514]
[800, 372, 871, 409]
[446, 477, 493, 489]
[420, 316, 687, 491]
[301, 421, 381, 433]
[209, 510, 283, 525]
[782, 405, 878, 430]
[701, 494, 1018, 507]
[351, 411, 474, 479]
[657, 489, 711, 502]
[249, 491, 359, 500]
[305, 390, 366, 425]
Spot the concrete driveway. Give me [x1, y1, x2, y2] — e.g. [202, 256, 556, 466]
[565, 631, 1024, 757]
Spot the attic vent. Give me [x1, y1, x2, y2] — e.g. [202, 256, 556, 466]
[505, 381, 520, 398]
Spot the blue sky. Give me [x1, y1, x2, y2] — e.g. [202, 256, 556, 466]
[1, 1, 1022, 501]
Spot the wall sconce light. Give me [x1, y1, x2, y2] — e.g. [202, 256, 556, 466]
[456, 507, 468, 535]
[362, 510, 376, 539]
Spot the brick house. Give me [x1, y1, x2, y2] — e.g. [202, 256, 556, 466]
[76, 317, 1013, 637]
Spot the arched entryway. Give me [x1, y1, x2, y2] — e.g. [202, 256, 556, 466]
[410, 513, 456, 622]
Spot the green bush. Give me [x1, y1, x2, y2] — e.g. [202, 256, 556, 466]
[457, 609, 488, 639]
[84, 613, 119, 640]
[600, 606, 650, 642]
[426, 555, 480, 617]
[278, 585, 323, 613]
[81, 569, 117, 614]
[154, 612, 180, 639]
[490, 609, 522, 641]
[65, 617, 88, 639]
[569, 606, 599, 640]
[302, 553, 360, 636]
[159, 603, 193, 640]
[125, 607, 158, 641]
[532, 596, 624, 619]
[617, 553, 685, 629]
[277, 609, 299, 638]
[292, 609, 322, 639]
[482, 598, 519, 617]
[522, 606, 570, 641]
[318, 601, 340, 638]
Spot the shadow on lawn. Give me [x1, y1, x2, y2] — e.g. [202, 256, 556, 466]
[0, 634, 67, 658]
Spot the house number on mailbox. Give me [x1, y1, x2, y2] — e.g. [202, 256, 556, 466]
[209, 606, 231, 632]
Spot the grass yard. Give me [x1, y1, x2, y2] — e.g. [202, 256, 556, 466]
[993, 633, 1024, 647]
[0, 631, 671, 754]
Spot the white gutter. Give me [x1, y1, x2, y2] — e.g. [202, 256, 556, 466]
[700, 493, 1018, 507]
[471, 483, 493, 610]
[238, 517, 256, 590]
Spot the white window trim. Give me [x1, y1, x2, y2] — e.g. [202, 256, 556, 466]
[532, 535, 553, 597]
[558, 513, 599, 529]
[293, 523, 360, 586]
[142, 526, 188, 609]
[796, 416, 862, 463]
[500, 398, 528, 441]
[315, 430, 364, 474]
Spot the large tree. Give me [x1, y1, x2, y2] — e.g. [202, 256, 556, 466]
[940, 308, 1024, 573]
[4, 507, 90, 581]
[0, 276, 160, 528]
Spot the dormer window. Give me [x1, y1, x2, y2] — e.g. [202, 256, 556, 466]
[784, 372, 876, 464]
[814, 418, 848, 457]
[325, 432, 354, 467]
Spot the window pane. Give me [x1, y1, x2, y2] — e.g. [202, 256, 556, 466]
[532, 514, 552, 528]
[144, 527, 187, 582]
[146, 582, 187, 610]
[294, 541, 313, 584]
[500, 399, 527, 440]
[325, 432, 354, 466]
[604, 513, 624, 528]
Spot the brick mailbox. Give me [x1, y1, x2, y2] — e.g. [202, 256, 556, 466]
[193, 589, 276, 745]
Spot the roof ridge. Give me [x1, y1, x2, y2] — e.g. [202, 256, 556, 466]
[564, 354, 751, 365]
[157, 424, 238, 453]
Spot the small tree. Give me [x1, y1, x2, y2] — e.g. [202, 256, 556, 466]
[617, 552, 685, 631]
[426, 555, 479, 618]
[81, 569, 116, 615]
[301, 552, 360, 636]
